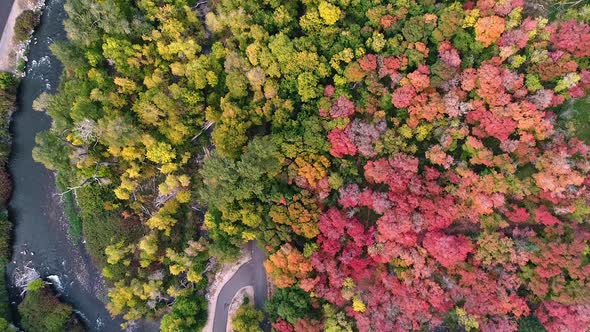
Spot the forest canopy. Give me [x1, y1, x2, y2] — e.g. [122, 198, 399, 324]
[33, 0, 590, 331]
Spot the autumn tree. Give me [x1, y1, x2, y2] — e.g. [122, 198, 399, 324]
[264, 244, 312, 288]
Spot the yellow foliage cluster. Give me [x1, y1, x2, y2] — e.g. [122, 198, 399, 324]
[318, 1, 341, 25]
[147, 200, 179, 235]
[290, 154, 330, 188]
[158, 174, 190, 196]
[107, 278, 164, 320]
[105, 241, 134, 265]
[462, 9, 480, 28]
[330, 48, 354, 71]
[456, 308, 480, 331]
[352, 297, 366, 313]
[114, 174, 138, 200]
[145, 139, 176, 164]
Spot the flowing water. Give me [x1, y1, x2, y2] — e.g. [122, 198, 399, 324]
[6, 0, 124, 330]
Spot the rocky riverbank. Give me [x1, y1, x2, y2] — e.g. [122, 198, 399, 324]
[0, 0, 45, 73]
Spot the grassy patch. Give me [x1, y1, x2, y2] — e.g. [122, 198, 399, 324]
[55, 175, 82, 241]
[76, 184, 143, 267]
[566, 96, 590, 144]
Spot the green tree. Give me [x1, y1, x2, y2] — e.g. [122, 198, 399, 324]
[160, 294, 207, 332]
[518, 315, 547, 332]
[32, 132, 70, 172]
[200, 136, 284, 250]
[18, 279, 79, 332]
[265, 287, 314, 324]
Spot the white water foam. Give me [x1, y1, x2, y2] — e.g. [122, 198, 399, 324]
[46, 275, 63, 291]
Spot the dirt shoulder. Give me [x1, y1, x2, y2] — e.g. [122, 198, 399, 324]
[203, 248, 252, 332]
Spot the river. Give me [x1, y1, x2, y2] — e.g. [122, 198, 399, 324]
[6, 0, 124, 330]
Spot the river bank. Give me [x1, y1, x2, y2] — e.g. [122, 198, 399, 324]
[0, 0, 44, 73]
[5, 0, 124, 330]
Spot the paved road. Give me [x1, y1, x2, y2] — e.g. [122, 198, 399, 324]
[0, 0, 15, 37]
[212, 241, 269, 332]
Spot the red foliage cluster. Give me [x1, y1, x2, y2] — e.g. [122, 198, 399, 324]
[422, 232, 473, 268]
[327, 128, 356, 158]
[272, 318, 323, 332]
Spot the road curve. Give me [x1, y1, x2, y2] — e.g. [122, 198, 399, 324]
[212, 241, 268, 332]
[0, 0, 15, 35]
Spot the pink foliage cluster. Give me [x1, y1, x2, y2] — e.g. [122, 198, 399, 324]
[438, 41, 461, 67]
[548, 20, 590, 58]
[329, 96, 356, 118]
[536, 302, 590, 332]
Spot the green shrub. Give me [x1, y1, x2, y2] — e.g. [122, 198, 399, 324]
[32, 131, 70, 172]
[0, 261, 11, 320]
[0, 213, 11, 260]
[0, 168, 12, 207]
[0, 317, 16, 332]
[518, 315, 547, 332]
[0, 89, 15, 112]
[563, 96, 590, 144]
[0, 71, 14, 325]
[18, 279, 76, 332]
[60, 188, 82, 241]
[0, 72, 17, 92]
[0, 72, 16, 173]
[13, 10, 40, 43]
[16, 59, 26, 73]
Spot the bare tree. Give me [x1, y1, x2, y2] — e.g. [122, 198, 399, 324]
[58, 161, 115, 196]
[74, 118, 101, 143]
[191, 120, 214, 141]
[13, 261, 40, 295]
